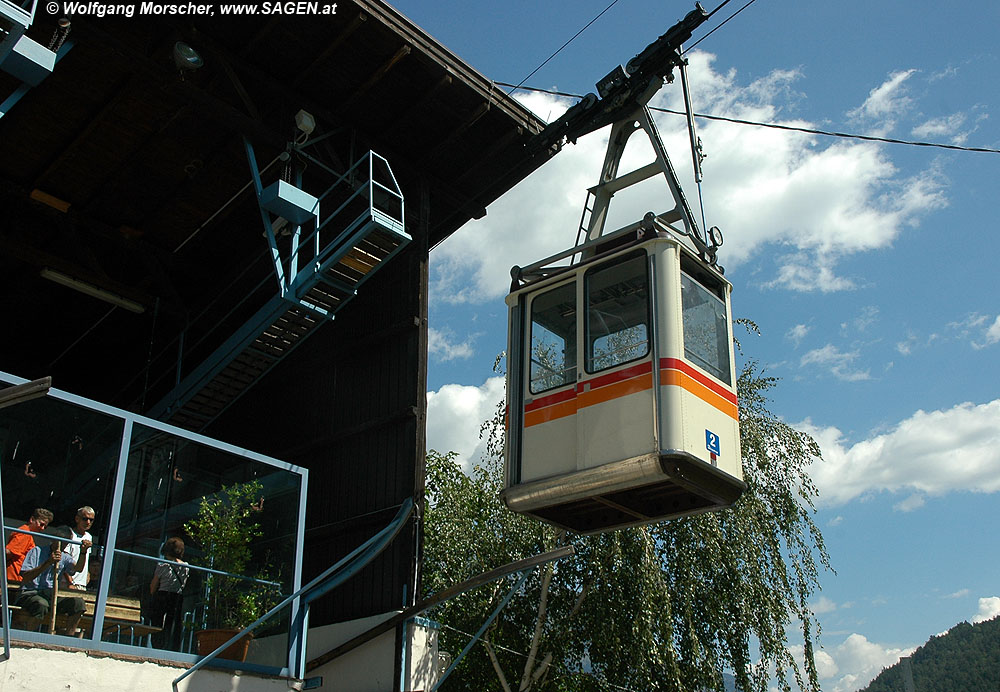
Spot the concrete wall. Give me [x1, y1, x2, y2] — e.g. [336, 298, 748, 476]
[305, 613, 439, 692]
[0, 645, 301, 692]
[0, 612, 439, 691]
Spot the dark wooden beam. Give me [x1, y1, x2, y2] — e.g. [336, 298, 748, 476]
[290, 10, 369, 89]
[30, 73, 137, 192]
[339, 43, 412, 114]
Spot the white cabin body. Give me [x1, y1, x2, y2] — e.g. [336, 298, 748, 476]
[503, 233, 744, 533]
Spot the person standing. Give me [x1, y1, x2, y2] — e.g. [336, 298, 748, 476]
[149, 537, 189, 650]
[64, 506, 95, 591]
[5, 508, 54, 583]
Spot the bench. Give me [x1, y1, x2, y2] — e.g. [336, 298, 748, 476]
[6, 585, 161, 644]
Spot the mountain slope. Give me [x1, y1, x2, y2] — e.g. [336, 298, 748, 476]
[861, 615, 1000, 692]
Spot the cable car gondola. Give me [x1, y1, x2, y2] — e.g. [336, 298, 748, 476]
[503, 220, 744, 534]
[502, 14, 745, 532]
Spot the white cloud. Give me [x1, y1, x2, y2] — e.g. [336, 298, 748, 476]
[426, 376, 505, 472]
[765, 255, 857, 292]
[892, 493, 925, 512]
[845, 306, 879, 334]
[800, 344, 871, 382]
[896, 333, 917, 356]
[912, 112, 969, 144]
[819, 633, 915, 692]
[787, 643, 839, 682]
[946, 588, 970, 599]
[427, 327, 476, 362]
[847, 70, 917, 136]
[811, 596, 838, 615]
[949, 312, 1000, 350]
[429, 93, 605, 304]
[972, 596, 1000, 623]
[430, 53, 945, 304]
[802, 399, 1000, 507]
[786, 323, 810, 346]
[972, 315, 1000, 350]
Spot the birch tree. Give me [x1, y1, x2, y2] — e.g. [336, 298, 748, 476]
[422, 359, 831, 692]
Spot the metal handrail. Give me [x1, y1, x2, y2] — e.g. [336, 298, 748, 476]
[113, 549, 283, 588]
[172, 497, 414, 690]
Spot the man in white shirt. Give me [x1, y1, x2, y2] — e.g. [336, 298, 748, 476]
[65, 506, 94, 591]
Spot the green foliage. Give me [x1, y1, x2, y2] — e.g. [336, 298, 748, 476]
[861, 616, 1000, 692]
[183, 480, 282, 630]
[422, 360, 831, 692]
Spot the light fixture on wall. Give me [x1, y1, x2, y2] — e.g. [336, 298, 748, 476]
[172, 41, 204, 72]
[39, 267, 146, 313]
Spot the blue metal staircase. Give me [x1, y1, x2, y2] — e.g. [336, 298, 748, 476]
[148, 149, 408, 430]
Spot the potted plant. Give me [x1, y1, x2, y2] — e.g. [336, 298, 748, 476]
[183, 480, 282, 661]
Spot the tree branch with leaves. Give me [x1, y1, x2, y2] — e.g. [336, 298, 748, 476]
[422, 354, 831, 692]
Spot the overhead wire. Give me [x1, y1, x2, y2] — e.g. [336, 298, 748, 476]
[506, 0, 625, 96]
[684, 0, 760, 54]
[497, 0, 997, 157]
[651, 107, 1000, 155]
[506, 0, 749, 99]
[493, 81, 1000, 155]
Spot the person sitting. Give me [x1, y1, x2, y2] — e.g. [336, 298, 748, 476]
[5, 508, 54, 584]
[15, 526, 87, 637]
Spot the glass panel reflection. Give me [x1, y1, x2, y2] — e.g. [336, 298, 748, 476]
[681, 272, 732, 384]
[110, 423, 301, 656]
[1, 393, 123, 637]
[1, 376, 305, 668]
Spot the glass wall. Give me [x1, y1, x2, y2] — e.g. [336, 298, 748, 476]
[0, 374, 306, 671]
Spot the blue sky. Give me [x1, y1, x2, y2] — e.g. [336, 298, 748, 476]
[391, 1, 1000, 690]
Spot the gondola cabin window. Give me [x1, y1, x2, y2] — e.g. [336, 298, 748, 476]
[680, 270, 731, 385]
[529, 281, 577, 393]
[585, 251, 650, 372]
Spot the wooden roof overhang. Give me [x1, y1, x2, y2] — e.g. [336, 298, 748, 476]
[0, 1, 558, 404]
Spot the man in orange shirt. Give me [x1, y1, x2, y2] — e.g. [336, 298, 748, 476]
[5, 508, 54, 583]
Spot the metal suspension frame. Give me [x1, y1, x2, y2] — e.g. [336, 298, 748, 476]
[511, 96, 721, 292]
[578, 102, 700, 250]
[513, 2, 724, 291]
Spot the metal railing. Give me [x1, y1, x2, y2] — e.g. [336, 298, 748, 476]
[0, 372, 308, 674]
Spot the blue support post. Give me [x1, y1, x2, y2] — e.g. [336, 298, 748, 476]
[0, 444, 9, 661]
[90, 417, 135, 644]
[0, 40, 73, 120]
[244, 138, 286, 295]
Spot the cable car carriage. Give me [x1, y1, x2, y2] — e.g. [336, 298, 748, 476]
[502, 59, 745, 532]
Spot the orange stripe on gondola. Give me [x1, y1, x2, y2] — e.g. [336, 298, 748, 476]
[659, 358, 737, 404]
[581, 361, 652, 391]
[523, 358, 738, 427]
[659, 364, 738, 419]
[524, 397, 578, 427]
[578, 372, 652, 409]
[524, 362, 653, 427]
[524, 387, 577, 413]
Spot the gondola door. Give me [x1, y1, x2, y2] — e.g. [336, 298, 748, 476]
[575, 249, 657, 472]
[515, 278, 579, 484]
